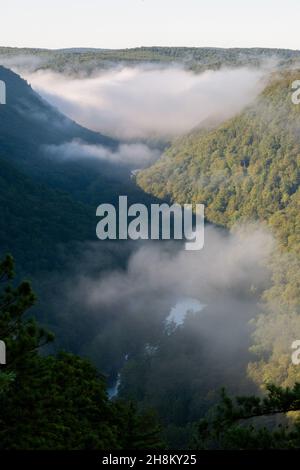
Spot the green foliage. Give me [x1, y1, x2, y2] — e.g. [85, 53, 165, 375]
[0, 255, 163, 449]
[1, 47, 300, 75]
[138, 71, 300, 240]
[119, 310, 256, 449]
[0, 157, 95, 273]
[194, 384, 300, 449]
[1, 53, 300, 449]
[138, 70, 300, 391]
[0, 65, 160, 274]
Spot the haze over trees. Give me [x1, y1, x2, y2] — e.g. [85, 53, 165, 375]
[0, 255, 163, 449]
[136, 69, 300, 446]
[0, 50, 299, 449]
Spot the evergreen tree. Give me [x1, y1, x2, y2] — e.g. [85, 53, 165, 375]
[0, 255, 163, 449]
[194, 383, 300, 449]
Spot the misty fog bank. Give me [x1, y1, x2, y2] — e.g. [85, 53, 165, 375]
[23, 65, 267, 140]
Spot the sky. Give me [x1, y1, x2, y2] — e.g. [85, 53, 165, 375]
[1, 0, 299, 50]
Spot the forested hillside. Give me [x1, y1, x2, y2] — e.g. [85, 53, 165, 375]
[1, 57, 300, 450]
[0, 255, 163, 450]
[1, 46, 300, 75]
[137, 70, 300, 392]
[0, 156, 94, 273]
[0, 66, 156, 273]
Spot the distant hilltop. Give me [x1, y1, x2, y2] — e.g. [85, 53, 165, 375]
[0, 46, 299, 75]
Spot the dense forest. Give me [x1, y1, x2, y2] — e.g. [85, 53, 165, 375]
[0, 255, 163, 449]
[1, 46, 300, 75]
[0, 53, 300, 449]
[1, 254, 300, 449]
[137, 69, 300, 399]
[0, 65, 157, 273]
